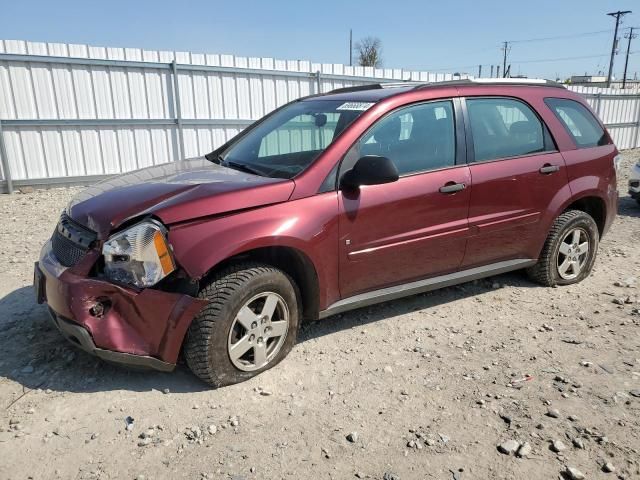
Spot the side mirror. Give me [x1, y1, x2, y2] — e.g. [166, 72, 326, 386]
[340, 155, 399, 189]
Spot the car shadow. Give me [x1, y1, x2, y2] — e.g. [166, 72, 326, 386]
[299, 270, 539, 343]
[0, 270, 537, 395]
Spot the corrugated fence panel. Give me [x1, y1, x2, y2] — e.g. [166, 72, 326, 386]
[0, 38, 639, 190]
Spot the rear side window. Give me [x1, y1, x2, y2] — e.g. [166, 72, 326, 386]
[544, 98, 609, 148]
[466, 97, 552, 162]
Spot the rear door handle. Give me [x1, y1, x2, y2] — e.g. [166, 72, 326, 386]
[439, 182, 466, 194]
[539, 164, 560, 174]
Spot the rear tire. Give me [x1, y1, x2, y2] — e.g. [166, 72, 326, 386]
[527, 210, 599, 287]
[184, 262, 300, 387]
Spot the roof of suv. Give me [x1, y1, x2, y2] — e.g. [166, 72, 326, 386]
[307, 78, 567, 102]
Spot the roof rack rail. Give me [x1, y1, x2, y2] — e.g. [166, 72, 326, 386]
[466, 78, 565, 87]
[328, 78, 565, 95]
[328, 84, 383, 94]
[328, 81, 422, 94]
[413, 78, 565, 90]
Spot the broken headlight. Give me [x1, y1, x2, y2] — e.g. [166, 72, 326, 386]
[102, 220, 175, 288]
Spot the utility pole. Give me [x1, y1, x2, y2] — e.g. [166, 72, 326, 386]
[478, 65, 482, 78]
[490, 65, 494, 77]
[349, 29, 353, 66]
[502, 41, 510, 78]
[606, 10, 632, 88]
[623, 27, 637, 89]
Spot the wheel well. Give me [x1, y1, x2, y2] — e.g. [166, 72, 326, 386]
[565, 196, 606, 237]
[203, 247, 320, 322]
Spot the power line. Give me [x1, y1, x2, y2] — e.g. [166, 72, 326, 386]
[508, 29, 614, 44]
[499, 28, 619, 78]
[409, 50, 635, 73]
[511, 53, 610, 64]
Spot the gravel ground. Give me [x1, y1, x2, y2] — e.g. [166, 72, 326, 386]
[0, 151, 639, 480]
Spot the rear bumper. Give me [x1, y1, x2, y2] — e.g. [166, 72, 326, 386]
[629, 163, 640, 198]
[36, 241, 208, 369]
[602, 181, 618, 237]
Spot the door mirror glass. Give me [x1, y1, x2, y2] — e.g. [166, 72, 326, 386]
[340, 155, 399, 189]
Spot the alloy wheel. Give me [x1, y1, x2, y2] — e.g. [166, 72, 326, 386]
[556, 227, 589, 280]
[227, 292, 289, 371]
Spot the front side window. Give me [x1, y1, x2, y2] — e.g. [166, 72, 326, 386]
[466, 97, 550, 162]
[544, 98, 609, 148]
[352, 100, 456, 176]
[221, 100, 368, 179]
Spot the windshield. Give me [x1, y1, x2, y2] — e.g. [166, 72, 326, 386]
[219, 100, 372, 179]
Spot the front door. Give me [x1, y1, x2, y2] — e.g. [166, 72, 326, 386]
[338, 99, 471, 298]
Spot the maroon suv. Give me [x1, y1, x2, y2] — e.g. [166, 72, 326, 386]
[35, 79, 619, 386]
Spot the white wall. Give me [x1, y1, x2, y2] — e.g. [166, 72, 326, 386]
[0, 39, 465, 188]
[0, 38, 638, 191]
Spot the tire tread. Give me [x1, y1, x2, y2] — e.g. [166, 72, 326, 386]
[184, 262, 295, 387]
[527, 209, 598, 287]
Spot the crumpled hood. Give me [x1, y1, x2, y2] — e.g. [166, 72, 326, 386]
[67, 157, 295, 237]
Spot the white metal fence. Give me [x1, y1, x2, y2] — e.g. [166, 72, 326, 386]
[0, 39, 469, 193]
[0, 39, 639, 193]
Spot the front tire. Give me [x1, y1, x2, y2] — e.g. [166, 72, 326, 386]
[184, 262, 300, 387]
[527, 210, 599, 287]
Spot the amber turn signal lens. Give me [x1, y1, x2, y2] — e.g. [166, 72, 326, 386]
[153, 230, 175, 275]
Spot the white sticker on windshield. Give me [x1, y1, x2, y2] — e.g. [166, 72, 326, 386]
[336, 102, 374, 111]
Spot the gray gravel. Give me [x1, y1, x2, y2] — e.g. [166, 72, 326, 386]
[1, 150, 640, 479]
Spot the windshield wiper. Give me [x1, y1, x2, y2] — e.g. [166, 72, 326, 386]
[222, 160, 266, 177]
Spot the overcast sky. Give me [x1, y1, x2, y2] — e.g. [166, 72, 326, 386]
[1, 0, 638, 80]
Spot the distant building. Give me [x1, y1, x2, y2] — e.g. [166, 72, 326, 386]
[569, 75, 608, 86]
[568, 75, 639, 89]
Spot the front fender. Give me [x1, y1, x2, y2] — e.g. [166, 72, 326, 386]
[167, 192, 340, 310]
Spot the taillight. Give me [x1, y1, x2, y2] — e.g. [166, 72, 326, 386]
[613, 154, 622, 173]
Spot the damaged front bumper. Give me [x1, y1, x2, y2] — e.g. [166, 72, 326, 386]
[35, 241, 208, 371]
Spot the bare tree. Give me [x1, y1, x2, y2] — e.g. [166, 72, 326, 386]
[354, 37, 383, 68]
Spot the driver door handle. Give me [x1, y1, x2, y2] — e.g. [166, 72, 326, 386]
[539, 164, 560, 174]
[439, 182, 466, 194]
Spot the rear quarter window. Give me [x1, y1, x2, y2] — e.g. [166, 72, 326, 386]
[544, 98, 609, 148]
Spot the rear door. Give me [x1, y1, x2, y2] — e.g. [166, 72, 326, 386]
[338, 99, 471, 298]
[460, 96, 569, 268]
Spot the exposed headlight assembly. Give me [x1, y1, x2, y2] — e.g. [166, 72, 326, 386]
[102, 220, 175, 288]
[613, 154, 622, 173]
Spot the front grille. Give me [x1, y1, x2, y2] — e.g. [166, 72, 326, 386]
[51, 214, 97, 267]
